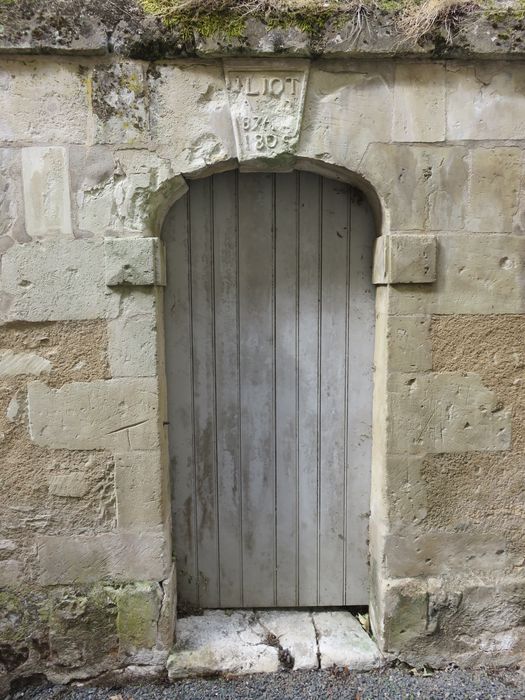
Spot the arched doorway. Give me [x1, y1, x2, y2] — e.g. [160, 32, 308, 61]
[163, 170, 376, 608]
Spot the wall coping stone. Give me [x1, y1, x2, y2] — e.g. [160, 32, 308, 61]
[3, 0, 525, 60]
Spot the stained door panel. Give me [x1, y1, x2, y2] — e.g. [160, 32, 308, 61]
[164, 170, 375, 608]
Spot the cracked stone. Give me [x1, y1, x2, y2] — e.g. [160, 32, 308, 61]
[313, 611, 382, 671]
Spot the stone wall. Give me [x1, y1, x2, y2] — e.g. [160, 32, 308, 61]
[1, 50, 525, 687]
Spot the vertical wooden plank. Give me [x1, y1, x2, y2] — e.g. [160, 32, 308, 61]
[345, 189, 375, 604]
[297, 172, 321, 606]
[274, 172, 299, 606]
[238, 172, 275, 606]
[318, 178, 350, 605]
[212, 171, 243, 607]
[189, 178, 220, 607]
[163, 197, 198, 605]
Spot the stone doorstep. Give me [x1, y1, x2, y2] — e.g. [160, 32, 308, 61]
[167, 610, 382, 679]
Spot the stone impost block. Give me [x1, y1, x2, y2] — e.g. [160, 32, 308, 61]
[21, 146, 73, 239]
[28, 378, 160, 451]
[388, 372, 511, 455]
[373, 235, 437, 285]
[0, 239, 118, 322]
[105, 237, 165, 287]
[115, 452, 164, 530]
[38, 532, 171, 584]
[392, 63, 446, 143]
[108, 315, 158, 378]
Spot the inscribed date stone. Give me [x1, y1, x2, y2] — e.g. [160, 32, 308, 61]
[225, 60, 309, 163]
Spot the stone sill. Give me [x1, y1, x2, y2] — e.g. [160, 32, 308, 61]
[2, 8, 525, 60]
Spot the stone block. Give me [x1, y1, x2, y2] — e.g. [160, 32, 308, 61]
[313, 611, 382, 670]
[384, 454, 428, 525]
[385, 531, 516, 577]
[258, 610, 318, 670]
[104, 237, 165, 287]
[373, 234, 437, 284]
[115, 452, 164, 529]
[0, 560, 21, 587]
[381, 583, 428, 652]
[387, 233, 525, 315]
[392, 63, 446, 142]
[48, 473, 89, 498]
[0, 149, 26, 245]
[115, 582, 162, 653]
[224, 59, 309, 162]
[467, 148, 522, 233]
[388, 372, 511, 454]
[362, 144, 468, 231]
[0, 350, 51, 376]
[91, 62, 148, 145]
[447, 64, 525, 140]
[38, 532, 170, 584]
[0, 59, 88, 143]
[108, 314, 158, 377]
[148, 63, 235, 174]
[386, 316, 432, 373]
[299, 64, 393, 168]
[21, 147, 72, 239]
[0, 239, 118, 322]
[27, 378, 160, 451]
[69, 146, 115, 237]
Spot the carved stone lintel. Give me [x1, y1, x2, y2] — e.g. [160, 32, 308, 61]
[224, 59, 310, 163]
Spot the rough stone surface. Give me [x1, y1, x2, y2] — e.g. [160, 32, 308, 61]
[373, 234, 437, 284]
[258, 611, 318, 671]
[28, 378, 160, 451]
[314, 611, 382, 671]
[115, 451, 165, 530]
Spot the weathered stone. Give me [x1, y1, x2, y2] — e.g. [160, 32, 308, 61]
[299, 63, 393, 168]
[0, 350, 51, 376]
[224, 59, 309, 163]
[447, 63, 525, 141]
[148, 63, 235, 174]
[21, 147, 72, 239]
[115, 452, 164, 529]
[167, 610, 279, 679]
[467, 148, 522, 233]
[387, 234, 525, 315]
[91, 62, 148, 145]
[28, 378, 159, 451]
[386, 316, 432, 373]
[313, 611, 382, 670]
[385, 531, 517, 577]
[362, 144, 468, 231]
[48, 473, 89, 498]
[258, 611, 318, 671]
[388, 372, 511, 454]
[104, 237, 165, 287]
[108, 314, 158, 377]
[0, 149, 26, 245]
[0, 59, 88, 143]
[373, 234, 437, 284]
[0, 239, 118, 322]
[392, 63, 446, 143]
[0, 560, 21, 587]
[69, 145, 115, 236]
[38, 532, 170, 584]
[116, 582, 162, 654]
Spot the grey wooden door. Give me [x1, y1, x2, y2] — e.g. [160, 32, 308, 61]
[163, 171, 375, 608]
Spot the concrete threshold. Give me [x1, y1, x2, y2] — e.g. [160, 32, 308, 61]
[167, 610, 382, 679]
